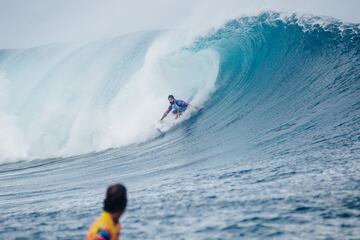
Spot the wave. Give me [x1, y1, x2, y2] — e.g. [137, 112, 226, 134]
[0, 12, 359, 163]
[0, 30, 218, 161]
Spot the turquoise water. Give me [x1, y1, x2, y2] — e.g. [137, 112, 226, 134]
[0, 12, 359, 239]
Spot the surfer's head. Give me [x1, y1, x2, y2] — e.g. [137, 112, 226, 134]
[103, 183, 127, 215]
[168, 95, 175, 104]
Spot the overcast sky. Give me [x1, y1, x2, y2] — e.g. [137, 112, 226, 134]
[0, 0, 359, 48]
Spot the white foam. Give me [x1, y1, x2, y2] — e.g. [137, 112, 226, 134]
[74, 32, 219, 154]
[0, 72, 29, 161]
[0, 31, 219, 163]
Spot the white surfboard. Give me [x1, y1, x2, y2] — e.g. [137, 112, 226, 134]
[155, 120, 175, 133]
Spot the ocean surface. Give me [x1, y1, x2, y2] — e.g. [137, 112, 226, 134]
[0, 12, 359, 239]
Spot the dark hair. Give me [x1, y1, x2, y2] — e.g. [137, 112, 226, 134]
[168, 95, 174, 99]
[103, 183, 127, 213]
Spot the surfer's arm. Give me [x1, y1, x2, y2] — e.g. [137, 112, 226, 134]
[160, 112, 168, 121]
[160, 107, 172, 121]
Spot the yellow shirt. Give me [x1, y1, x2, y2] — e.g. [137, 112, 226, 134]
[87, 211, 121, 240]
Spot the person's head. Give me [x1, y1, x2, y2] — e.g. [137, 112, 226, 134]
[103, 183, 127, 218]
[168, 95, 175, 104]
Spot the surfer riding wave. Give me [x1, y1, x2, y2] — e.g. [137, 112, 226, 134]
[160, 95, 197, 121]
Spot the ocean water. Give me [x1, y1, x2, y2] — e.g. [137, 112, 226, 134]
[0, 12, 359, 239]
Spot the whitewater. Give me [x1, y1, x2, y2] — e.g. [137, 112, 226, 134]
[0, 12, 359, 239]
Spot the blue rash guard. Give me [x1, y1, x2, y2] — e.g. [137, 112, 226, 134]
[166, 100, 189, 114]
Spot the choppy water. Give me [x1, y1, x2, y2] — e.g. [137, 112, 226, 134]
[0, 12, 360, 239]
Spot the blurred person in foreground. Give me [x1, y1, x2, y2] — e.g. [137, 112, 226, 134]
[87, 183, 127, 240]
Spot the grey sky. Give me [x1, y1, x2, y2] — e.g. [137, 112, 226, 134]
[0, 0, 359, 48]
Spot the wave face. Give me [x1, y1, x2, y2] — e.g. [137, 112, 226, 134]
[0, 12, 359, 239]
[191, 12, 360, 162]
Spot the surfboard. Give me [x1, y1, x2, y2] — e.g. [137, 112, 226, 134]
[155, 120, 175, 133]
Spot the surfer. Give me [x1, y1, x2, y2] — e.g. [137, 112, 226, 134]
[87, 183, 127, 240]
[160, 95, 196, 121]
